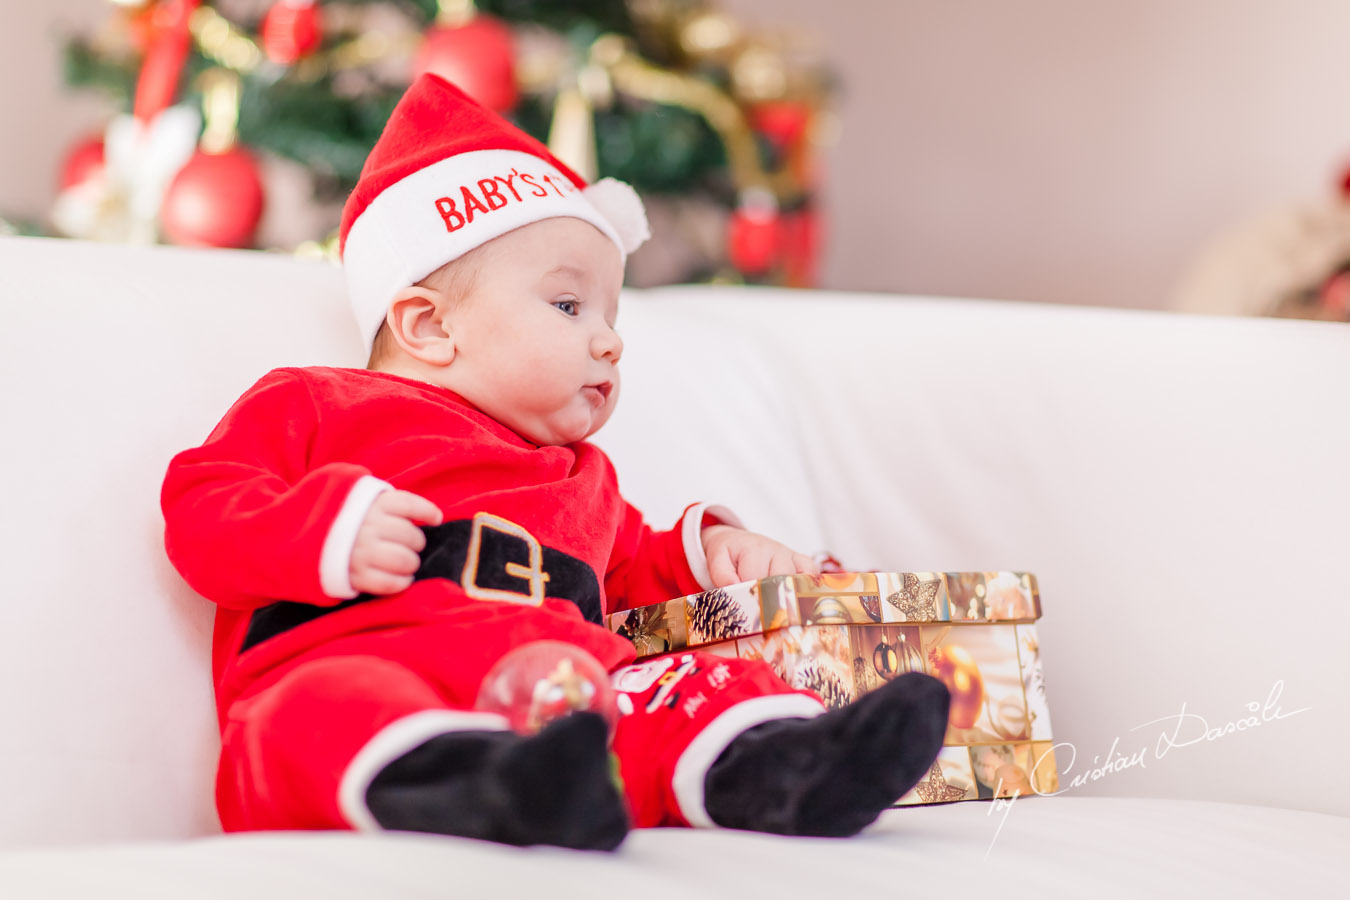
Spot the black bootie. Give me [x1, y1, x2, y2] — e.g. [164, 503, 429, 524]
[364, 711, 630, 851]
[704, 672, 950, 837]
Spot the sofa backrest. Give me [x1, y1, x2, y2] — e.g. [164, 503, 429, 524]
[0, 239, 364, 847]
[606, 285, 1350, 821]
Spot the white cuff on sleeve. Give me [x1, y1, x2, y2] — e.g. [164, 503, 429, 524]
[319, 475, 394, 599]
[681, 502, 746, 592]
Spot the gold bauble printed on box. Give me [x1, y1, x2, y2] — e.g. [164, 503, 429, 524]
[928, 643, 986, 730]
[810, 596, 850, 624]
[872, 641, 899, 680]
[607, 571, 1056, 808]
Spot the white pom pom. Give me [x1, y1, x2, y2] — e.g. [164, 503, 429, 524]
[583, 177, 651, 255]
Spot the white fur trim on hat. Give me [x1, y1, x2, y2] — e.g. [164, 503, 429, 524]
[343, 148, 649, 350]
[583, 177, 651, 255]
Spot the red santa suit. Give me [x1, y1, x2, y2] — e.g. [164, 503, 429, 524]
[162, 366, 825, 833]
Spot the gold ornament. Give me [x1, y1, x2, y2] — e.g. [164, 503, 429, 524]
[731, 41, 788, 102]
[678, 10, 741, 61]
[809, 596, 850, 624]
[872, 641, 899, 680]
[896, 632, 924, 673]
[191, 5, 263, 74]
[197, 68, 241, 153]
[435, 0, 478, 28]
[928, 643, 985, 729]
[526, 657, 594, 733]
[815, 572, 860, 591]
[547, 84, 597, 183]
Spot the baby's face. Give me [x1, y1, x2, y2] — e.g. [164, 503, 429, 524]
[443, 217, 625, 446]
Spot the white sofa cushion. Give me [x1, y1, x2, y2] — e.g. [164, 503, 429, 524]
[2, 799, 1347, 899]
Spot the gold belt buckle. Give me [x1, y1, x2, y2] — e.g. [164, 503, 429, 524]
[461, 512, 549, 605]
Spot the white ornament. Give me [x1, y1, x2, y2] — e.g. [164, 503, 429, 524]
[52, 106, 201, 244]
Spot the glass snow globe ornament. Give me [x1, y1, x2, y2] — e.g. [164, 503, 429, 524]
[475, 640, 620, 735]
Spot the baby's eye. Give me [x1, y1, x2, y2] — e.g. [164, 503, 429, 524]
[553, 298, 579, 316]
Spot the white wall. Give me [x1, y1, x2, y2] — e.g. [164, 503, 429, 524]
[721, 0, 1350, 309]
[0, 0, 110, 222]
[6, 0, 1350, 311]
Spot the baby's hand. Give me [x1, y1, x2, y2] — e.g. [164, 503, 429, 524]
[349, 490, 443, 595]
[701, 525, 820, 588]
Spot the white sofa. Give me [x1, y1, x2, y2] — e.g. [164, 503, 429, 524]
[1, 236, 1347, 898]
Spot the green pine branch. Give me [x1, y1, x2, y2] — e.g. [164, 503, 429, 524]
[62, 37, 138, 107]
[59, 2, 738, 205]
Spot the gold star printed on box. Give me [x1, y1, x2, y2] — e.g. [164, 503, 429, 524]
[912, 761, 970, 804]
[886, 573, 942, 621]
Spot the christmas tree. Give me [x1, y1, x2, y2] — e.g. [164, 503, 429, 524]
[47, 0, 833, 285]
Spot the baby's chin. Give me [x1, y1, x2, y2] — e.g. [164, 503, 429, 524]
[518, 407, 612, 446]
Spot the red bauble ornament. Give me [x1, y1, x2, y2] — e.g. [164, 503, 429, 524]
[727, 204, 781, 276]
[1318, 270, 1350, 319]
[160, 147, 265, 248]
[60, 134, 106, 190]
[749, 100, 812, 151]
[781, 207, 821, 287]
[413, 14, 518, 113]
[261, 0, 323, 65]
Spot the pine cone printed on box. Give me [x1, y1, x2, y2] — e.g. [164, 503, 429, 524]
[686, 588, 748, 644]
[794, 659, 853, 710]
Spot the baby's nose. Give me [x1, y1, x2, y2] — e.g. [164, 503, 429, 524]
[592, 327, 623, 362]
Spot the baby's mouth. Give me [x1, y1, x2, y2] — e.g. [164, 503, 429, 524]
[583, 382, 613, 405]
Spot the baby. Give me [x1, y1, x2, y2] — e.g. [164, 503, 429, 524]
[161, 74, 949, 851]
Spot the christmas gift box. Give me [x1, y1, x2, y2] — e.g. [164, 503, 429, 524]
[608, 571, 1059, 805]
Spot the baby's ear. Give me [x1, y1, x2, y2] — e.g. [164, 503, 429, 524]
[387, 284, 455, 366]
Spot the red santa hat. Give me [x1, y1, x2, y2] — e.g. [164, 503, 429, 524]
[340, 73, 650, 349]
